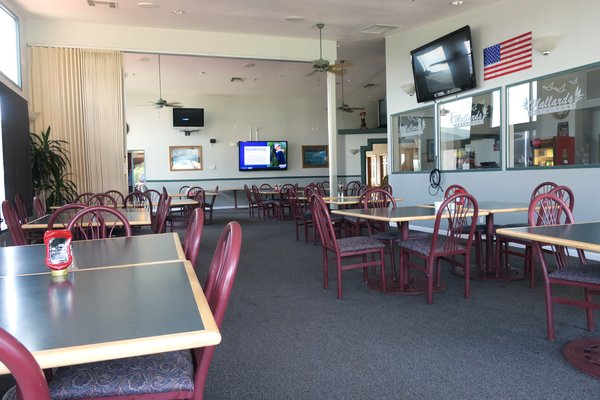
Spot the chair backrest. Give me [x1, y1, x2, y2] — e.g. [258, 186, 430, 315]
[2, 200, 27, 246]
[14, 193, 29, 224]
[361, 188, 396, 234]
[310, 194, 338, 253]
[33, 196, 46, 218]
[144, 189, 161, 212]
[66, 206, 132, 240]
[192, 221, 242, 400]
[345, 180, 362, 196]
[123, 191, 153, 210]
[356, 184, 368, 197]
[380, 184, 393, 195]
[206, 186, 219, 208]
[315, 182, 327, 196]
[153, 194, 171, 234]
[74, 192, 95, 204]
[531, 181, 558, 200]
[192, 187, 206, 209]
[432, 192, 479, 254]
[528, 193, 583, 269]
[104, 190, 125, 206]
[303, 184, 320, 200]
[287, 188, 305, 221]
[251, 185, 265, 205]
[0, 328, 50, 400]
[243, 184, 255, 203]
[444, 184, 467, 198]
[47, 203, 87, 229]
[183, 208, 205, 266]
[548, 185, 574, 212]
[179, 185, 191, 194]
[87, 193, 117, 208]
[260, 183, 273, 190]
[280, 183, 296, 197]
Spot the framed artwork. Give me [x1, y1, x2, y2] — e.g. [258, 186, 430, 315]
[426, 139, 435, 162]
[557, 121, 569, 137]
[302, 145, 329, 168]
[169, 146, 203, 171]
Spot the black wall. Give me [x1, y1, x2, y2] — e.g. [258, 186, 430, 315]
[0, 80, 32, 213]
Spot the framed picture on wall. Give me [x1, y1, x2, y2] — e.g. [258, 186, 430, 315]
[169, 146, 203, 171]
[302, 145, 329, 168]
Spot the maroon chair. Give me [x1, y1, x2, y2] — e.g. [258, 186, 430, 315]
[259, 183, 273, 191]
[243, 184, 258, 218]
[203, 186, 219, 224]
[288, 188, 314, 243]
[87, 193, 117, 207]
[153, 194, 171, 234]
[0, 328, 50, 400]
[144, 189, 161, 210]
[14, 193, 29, 224]
[345, 180, 361, 196]
[33, 196, 46, 218]
[380, 184, 393, 195]
[2, 200, 28, 246]
[123, 191, 152, 210]
[105, 190, 125, 206]
[310, 194, 386, 299]
[183, 207, 205, 267]
[47, 221, 242, 400]
[179, 185, 190, 194]
[525, 193, 600, 340]
[74, 192, 95, 204]
[66, 206, 132, 240]
[399, 192, 479, 304]
[252, 185, 279, 220]
[169, 189, 203, 232]
[47, 203, 87, 230]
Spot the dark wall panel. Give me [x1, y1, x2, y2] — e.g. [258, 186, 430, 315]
[0, 80, 32, 213]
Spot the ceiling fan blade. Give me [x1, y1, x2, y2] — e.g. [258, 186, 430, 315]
[304, 70, 318, 77]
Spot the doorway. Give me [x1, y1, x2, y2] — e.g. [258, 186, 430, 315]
[127, 150, 145, 192]
[360, 139, 388, 187]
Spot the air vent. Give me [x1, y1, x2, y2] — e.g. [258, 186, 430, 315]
[363, 83, 377, 88]
[230, 77, 245, 82]
[87, 0, 118, 8]
[359, 24, 399, 35]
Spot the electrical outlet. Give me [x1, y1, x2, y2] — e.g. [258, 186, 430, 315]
[209, 164, 216, 170]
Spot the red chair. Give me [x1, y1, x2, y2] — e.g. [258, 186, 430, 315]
[399, 192, 479, 304]
[105, 190, 125, 206]
[123, 191, 152, 210]
[1, 200, 28, 246]
[169, 189, 203, 232]
[288, 188, 314, 243]
[66, 206, 132, 240]
[310, 194, 386, 299]
[179, 185, 190, 194]
[74, 192, 95, 204]
[47, 221, 242, 400]
[87, 193, 117, 207]
[14, 193, 29, 224]
[153, 194, 171, 234]
[345, 180, 361, 196]
[183, 207, 205, 267]
[243, 184, 258, 218]
[47, 204, 87, 230]
[33, 196, 46, 218]
[203, 186, 219, 224]
[252, 185, 279, 220]
[0, 328, 50, 400]
[525, 193, 600, 340]
[144, 189, 161, 210]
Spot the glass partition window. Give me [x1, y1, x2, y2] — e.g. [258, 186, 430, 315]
[0, 4, 20, 86]
[439, 89, 501, 171]
[391, 106, 435, 172]
[507, 63, 600, 168]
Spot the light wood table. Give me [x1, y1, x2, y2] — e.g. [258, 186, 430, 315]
[0, 234, 219, 375]
[22, 209, 151, 230]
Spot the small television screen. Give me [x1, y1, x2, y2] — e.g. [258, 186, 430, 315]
[239, 141, 288, 171]
[173, 108, 204, 128]
[410, 25, 476, 103]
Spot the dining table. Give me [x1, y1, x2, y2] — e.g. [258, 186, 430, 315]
[21, 208, 152, 230]
[495, 221, 600, 379]
[0, 232, 220, 374]
[331, 206, 489, 295]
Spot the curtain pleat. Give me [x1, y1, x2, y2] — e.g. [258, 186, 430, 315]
[28, 46, 127, 196]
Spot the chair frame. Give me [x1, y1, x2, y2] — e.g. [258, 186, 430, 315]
[104, 190, 125, 207]
[33, 196, 46, 218]
[183, 207, 205, 267]
[66, 206, 133, 240]
[87, 193, 118, 208]
[2, 200, 28, 246]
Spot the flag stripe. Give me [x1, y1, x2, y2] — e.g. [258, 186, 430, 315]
[483, 31, 532, 81]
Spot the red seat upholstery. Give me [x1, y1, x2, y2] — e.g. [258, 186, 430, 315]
[0, 328, 50, 400]
[399, 192, 479, 304]
[310, 194, 386, 299]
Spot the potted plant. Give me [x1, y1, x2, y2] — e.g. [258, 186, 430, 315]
[31, 126, 78, 209]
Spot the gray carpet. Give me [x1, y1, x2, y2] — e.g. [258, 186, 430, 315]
[2, 209, 600, 398]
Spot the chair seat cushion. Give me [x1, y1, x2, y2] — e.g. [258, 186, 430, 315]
[337, 236, 385, 253]
[548, 264, 600, 285]
[49, 350, 194, 399]
[399, 236, 465, 256]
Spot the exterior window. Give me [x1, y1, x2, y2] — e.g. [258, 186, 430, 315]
[391, 105, 435, 172]
[0, 4, 20, 86]
[439, 89, 501, 171]
[507, 63, 600, 168]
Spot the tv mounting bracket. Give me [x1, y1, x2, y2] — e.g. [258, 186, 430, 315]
[180, 129, 200, 136]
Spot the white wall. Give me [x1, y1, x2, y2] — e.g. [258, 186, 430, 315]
[386, 0, 600, 224]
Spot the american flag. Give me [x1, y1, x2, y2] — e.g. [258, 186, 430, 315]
[483, 32, 532, 80]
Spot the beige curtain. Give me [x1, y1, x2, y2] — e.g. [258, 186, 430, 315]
[28, 46, 127, 195]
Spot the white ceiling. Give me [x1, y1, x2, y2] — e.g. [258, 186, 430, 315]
[13, 0, 502, 103]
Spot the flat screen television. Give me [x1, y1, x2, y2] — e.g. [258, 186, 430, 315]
[173, 108, 204, 128]
[410, 25, 476, 103]
[239, 141, 288, 171]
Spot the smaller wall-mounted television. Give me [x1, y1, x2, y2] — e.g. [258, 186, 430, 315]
[410, 25, 476, 103]
[173, 108, 204, 128]
[239, 141, 288, 171]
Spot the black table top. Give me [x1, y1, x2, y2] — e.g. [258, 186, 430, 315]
[496, 221, 600, 252]
[0, 233, 185, 277]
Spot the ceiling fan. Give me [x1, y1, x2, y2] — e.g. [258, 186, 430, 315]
[337, 63, 365, 113]
[149, 55, 182, 108]
[306, 23, 352, 77]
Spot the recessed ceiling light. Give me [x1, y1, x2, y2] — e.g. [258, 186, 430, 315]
[137, 2, 159, 9]
[285, 16, 304, 22]
[172, 9, 185, 15]
[449, 0, 464, 5]
[199, 71, 206, 75]
[243, 62, 255, 68]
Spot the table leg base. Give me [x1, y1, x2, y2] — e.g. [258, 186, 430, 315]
[451, 265, 526, 281]
[563, 337, 600, 379]
[367, 274, 446, 295]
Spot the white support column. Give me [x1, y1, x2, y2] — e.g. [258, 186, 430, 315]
[326, 71, 338, 196]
